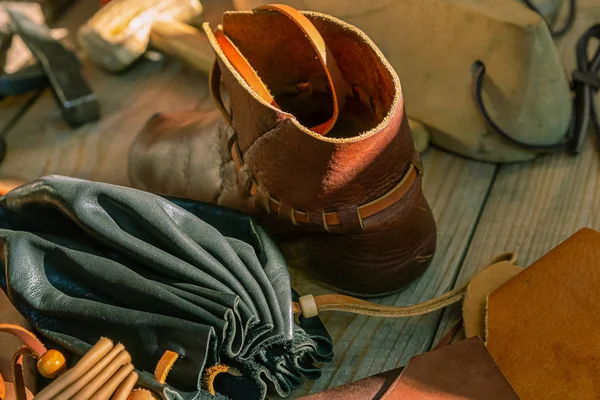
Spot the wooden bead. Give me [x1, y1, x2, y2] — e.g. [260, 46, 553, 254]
[37, 350, 66, 378]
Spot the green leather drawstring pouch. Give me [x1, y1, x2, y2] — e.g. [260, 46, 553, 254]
[0, 176, 333, 400]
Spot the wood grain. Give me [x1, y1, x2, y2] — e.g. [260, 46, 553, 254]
[433, 0, 600, 345]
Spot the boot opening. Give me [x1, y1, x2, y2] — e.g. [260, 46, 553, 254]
[222, 11, 398, 139]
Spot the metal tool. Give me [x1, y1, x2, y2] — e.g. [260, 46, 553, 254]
[4, 7, 100, 127]
[0, 63, 48, 97]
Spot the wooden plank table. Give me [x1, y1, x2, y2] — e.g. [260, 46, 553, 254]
[0, 0, 596, 398]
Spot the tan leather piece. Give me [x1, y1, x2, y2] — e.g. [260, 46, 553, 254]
[486, 228, 600, 400]
[382, 337, 518, 399]
[113, 372, 139, 400]
[70, 350, 132, 400]
[462, 254, 523, 340]
[53, 344, 126, 400]
[154, 350, 179, 384]
[128, 110, 238, 208]
[293, 280, 467, 318]
[89, 364, 135, 400]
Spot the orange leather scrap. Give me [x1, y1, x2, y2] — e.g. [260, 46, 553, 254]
[385, 337, 519, 399]
[486, 228, 600, 399]
[300, 337, 519, 399]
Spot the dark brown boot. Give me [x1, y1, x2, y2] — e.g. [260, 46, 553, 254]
[130, 4, 436, 296]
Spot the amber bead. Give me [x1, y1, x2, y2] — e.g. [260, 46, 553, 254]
[36, 349, 66, 378]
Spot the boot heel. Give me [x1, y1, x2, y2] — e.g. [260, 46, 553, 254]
[282, 179, 437, 297]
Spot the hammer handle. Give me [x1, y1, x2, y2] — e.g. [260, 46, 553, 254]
[149, 21, 214, 75]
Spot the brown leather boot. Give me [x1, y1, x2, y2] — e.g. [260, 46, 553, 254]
[129, 4, 436, 296]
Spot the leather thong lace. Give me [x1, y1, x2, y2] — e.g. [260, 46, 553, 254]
[473, 6, 600, 154]
[523, 0, 576, 38]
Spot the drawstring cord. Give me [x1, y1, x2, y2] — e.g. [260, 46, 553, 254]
[293, 281, 468, 319]
[523, 0, 576, 38]
[472, 23, 600, 154]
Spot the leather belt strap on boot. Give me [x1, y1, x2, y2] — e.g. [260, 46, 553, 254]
[229, 130, 421, 229]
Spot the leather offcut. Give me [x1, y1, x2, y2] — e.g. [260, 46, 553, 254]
[300, 337, 518, 399]
[382, 337, 518, 399]
[486, 228, 600, 399]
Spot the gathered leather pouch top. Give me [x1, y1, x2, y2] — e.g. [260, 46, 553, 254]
[0, 176, 333, 399]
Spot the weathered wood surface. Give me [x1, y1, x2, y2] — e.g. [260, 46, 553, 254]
[0, 0, 598, 398]
[434, 0, 600, 343]
[0, 3, 47, 143]
[0, 0, 221, 185]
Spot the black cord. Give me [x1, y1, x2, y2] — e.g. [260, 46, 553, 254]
[471, 61, 572, 152]
[522, 0, 576, 37]
[472, 23, 600, 154]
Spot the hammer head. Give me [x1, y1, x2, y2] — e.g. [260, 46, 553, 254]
[77, 0, 202, 72]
